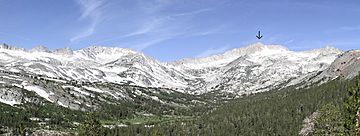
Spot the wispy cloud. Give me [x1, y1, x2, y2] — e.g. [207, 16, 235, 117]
[70, 21, 97, 42]
[77, 0, 103, 20]
[196, 46, 230, 58]
[121, 1, 216, 50]
[124, 8, 213, 38]
[70, 0, 105, 42]
[124, 18, 165, 37]
[172, 8, 214, 17]
[138, 0, 173, 14]
[97, 1, 223, 51]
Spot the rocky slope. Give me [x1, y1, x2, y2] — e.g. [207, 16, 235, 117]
[293, 50, 360, 88]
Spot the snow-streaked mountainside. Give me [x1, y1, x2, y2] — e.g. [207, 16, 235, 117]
[171, 43, 342, 94]
[4, 42, 360, 109]
[0, 43, 344, 96]
[0, 44, 189, 90]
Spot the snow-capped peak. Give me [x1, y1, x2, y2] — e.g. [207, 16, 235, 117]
[234, 42, 288, 52]
[0, 43, 344, 96]
[0, 43, 25, 51]
[76, 46, 139, 63]
[172, 43, 291, 69]
[30, 45, 51, 53]
[304, 46, 342, 55]
[54, 47, 73, 55]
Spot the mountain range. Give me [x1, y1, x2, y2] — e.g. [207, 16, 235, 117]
[1, 42, 360, 109]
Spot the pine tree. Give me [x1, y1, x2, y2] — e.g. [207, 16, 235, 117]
[78, 112, 102, 136]
[13, 123, 27, 136]
[344, 72, 360, 135]
[313, 103, 344, 135]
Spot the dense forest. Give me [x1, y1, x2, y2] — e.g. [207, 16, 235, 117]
[1, 73, 360, 135]
[83, 73, 360, 136]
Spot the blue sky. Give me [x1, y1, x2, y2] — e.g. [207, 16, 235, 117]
[0, 0, 359, 61]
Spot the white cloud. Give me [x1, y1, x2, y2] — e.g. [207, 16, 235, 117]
[196, 46, 230, 58]
[76, 0, 103, 20]
[71, 0, 105, 42]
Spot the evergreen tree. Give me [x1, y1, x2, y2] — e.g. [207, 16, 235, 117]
[13, 123, 27, 136]
[313, 103, 344, 135]
[78, 112, 102, 136]
[344, 72, 360, 135]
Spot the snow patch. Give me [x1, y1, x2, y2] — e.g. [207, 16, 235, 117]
[43, 77, 67, 83]
[11, 84, 23, 88]
[74, 100, 82, 104]
[0, 98, 20, 106]
[24, 86, 53, 102]
[57, 101, 68, 108]
[83, 86, 105, 93]
[62, 86, 91, 96]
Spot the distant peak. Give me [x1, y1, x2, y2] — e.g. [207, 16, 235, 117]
[54, 47, 73, 55]
[30, 45, 51, 53]
[0, 43, 25, 51]
[78, 45, 140, 61]
[83, 45, 135, 52]
[306, 45, 342, 54]
[249, 42, 288, 50]
[173, 43, 290, 66]
[249, 42, 265, 47]
[227, 43, 289, 55]
[324, 45, 341, 51]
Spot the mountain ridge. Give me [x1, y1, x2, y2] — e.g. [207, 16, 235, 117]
[0, 42, 348, 96]
[2, 42, 360, 112]
[0, 43, 342, 63]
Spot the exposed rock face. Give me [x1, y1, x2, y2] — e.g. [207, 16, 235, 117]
[304, 50, 360, 84]
[299, 112, 320, 136]
[0, 87, 23, 106]
[0, 43, 25, 51]
[321, 50, 360, 79]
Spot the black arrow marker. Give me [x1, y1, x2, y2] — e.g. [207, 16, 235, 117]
[256, 31, 263, 39]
